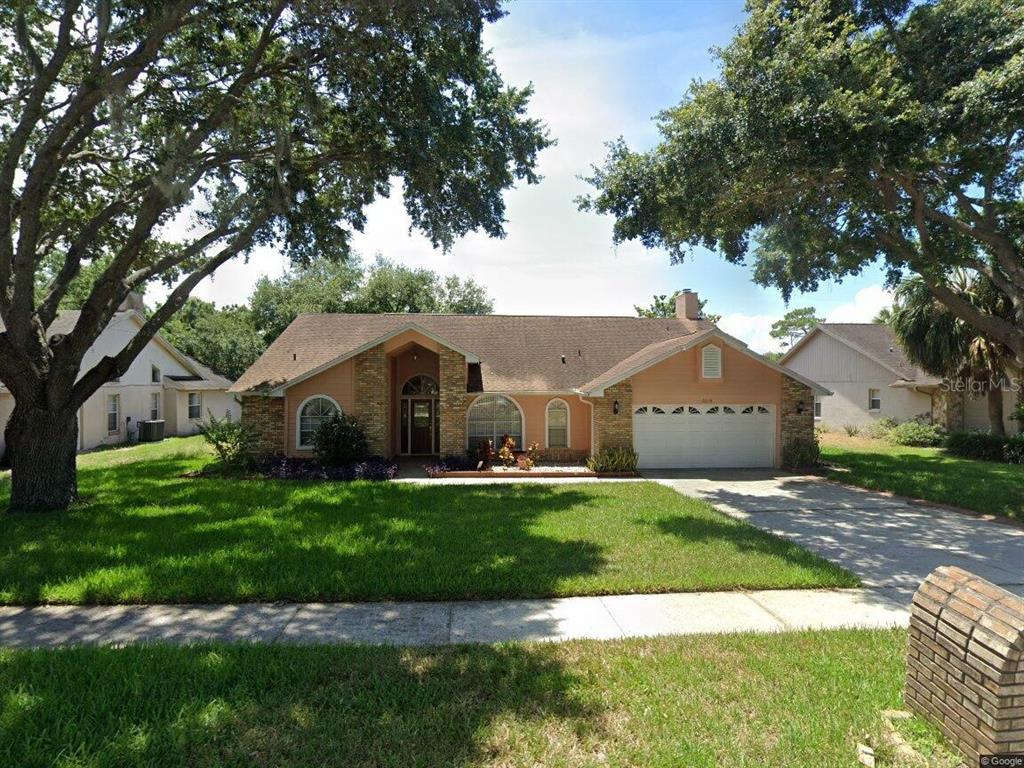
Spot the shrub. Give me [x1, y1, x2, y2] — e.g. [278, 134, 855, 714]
[586, 447, 638, 473]
[815, 422, 832, 434]
[945, 431, 1008, 462]
[312, 413, 368, 466]
[843, 424, 860, 437]
[889, 421, 945, 447]
[254, 455, 397, 481]
[199, 411, 254, 470]
[526, 441, 542, 466]
[497, 435, 516, 467]
[351, 457, 399, 481]
[474, 439, 494, 470]
[781, 436, 820, 469]
[864, 417, 898, 440]
[423, 454, 475, 477]
[1003, 435, 1024, 465]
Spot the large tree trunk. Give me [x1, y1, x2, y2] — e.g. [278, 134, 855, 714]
[5, 402, 79, 512]
[987, 386, 1006, 436]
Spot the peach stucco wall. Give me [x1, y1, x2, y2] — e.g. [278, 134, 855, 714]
[509, 394, 592, 452]
[283, 358, 355, 455]
[631, 342, 785, 460]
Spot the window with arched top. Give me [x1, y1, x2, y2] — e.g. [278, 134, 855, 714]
[402, 375, 439, 396]
[297, 395, 340, 449]
[466, 395, 522, 450]
[702, 344, 722, 379]
[546, 399, 569, 448]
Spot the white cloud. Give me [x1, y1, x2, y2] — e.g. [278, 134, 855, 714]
[825, 285, 893, 323]
[716, 313, 782, 354]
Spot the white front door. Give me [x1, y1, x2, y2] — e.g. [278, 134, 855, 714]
[633, 404, 776, 469]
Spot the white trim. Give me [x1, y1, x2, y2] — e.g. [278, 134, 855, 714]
[294, 394, 342, 451]
[187, 391, 203, 420]
[267, 322, 480, 396]
[106, 393, 120, 435]
[464, 393, 526, 451]
[701, 344, 722, 379]
[544, 397, 571, 449]
[580, 328, 832, 397]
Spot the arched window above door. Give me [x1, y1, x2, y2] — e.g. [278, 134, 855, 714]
[402, 375, 439, 396]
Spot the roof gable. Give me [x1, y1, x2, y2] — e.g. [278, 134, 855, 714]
[231, 313, 714, 394]
[780, 323, 929, 382]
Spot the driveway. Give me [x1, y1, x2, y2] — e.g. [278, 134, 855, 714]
[647, 469, 1024, 596]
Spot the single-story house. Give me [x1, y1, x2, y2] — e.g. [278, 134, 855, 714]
[0, 298, 237, 456]
[780, 323, 1021, 434]
[230, 291, 830, 469]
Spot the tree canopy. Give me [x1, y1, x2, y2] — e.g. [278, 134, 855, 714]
[161, 298, 264, 381]
[250, 255, 494, 344]
[582, 0, 1024, 362]
[634, 291, 720, 323]
[769, 307, 824, 348]
[0, 0, 548, 510]
[891, 273, 1016, 432]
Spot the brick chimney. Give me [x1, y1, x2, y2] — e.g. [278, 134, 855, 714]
[675, 289, 701, 320]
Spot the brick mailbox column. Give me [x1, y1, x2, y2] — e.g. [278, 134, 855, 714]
[907, 566, 1024, 762]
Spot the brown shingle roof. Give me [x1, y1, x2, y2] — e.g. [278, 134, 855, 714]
[231, 314, 714, 394]
[794, 323, 937, 383]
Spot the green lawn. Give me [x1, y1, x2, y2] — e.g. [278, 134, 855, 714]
[0, 437, 855, 604]
[821, 434, 1024, 522]
[0, 629, 907, 768]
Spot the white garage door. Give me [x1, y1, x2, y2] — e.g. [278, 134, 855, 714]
[633, 404, 776, 469]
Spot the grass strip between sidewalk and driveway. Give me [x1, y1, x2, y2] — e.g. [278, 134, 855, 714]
[820, 434, 1024, 522]
[0, 437, 856, 605]
[0, 628, 907, 768]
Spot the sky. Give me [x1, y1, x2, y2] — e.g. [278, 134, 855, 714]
[170, 0, 894, 354]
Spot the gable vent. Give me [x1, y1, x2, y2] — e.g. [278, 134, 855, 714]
[701, 344, 722, 379]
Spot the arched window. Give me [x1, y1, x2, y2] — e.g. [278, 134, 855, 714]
[546, 399, 569, 448]
[401, 375, 439, 396]
[467, 395, 522, 450]
[297, 395, 340, 449]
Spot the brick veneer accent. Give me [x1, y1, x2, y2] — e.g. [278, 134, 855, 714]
[591, 381, 632, 452]
[353, 346, 390, 456]
[932, 387, 966, 431]
[241, 395, 284, 456]
[439, 348, 470, 457]
[780, 376, 814, 449]
[907, 566, 1024, 762]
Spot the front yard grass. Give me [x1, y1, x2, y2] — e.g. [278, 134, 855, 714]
[820, 433, 1024, 522]
[0, 437, 855, 604]
[0, 628, 907, 768]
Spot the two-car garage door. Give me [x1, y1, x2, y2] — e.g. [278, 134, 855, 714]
[633, 404, 776, 469]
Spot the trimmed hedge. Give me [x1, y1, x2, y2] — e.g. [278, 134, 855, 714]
[945, 431, 1024, 464]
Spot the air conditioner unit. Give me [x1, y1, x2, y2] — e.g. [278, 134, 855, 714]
[139, 420, 165, 443]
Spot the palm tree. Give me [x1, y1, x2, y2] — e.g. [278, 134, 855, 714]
[891, 273, 1014, 435]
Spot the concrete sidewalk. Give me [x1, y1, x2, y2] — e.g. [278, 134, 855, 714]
[0, 587, 910, 648]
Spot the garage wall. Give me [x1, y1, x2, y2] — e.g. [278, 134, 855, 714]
[631, 342, 783, 404]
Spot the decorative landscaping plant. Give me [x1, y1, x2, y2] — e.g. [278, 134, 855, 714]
[585, 447, 639, 473]
[313, 414, 369, 466]
[256, 456, 398, 481]
[199, 411, 255, 471]
[888, 421, 945, 447]
[497, 435, 516, 467]
[781, 436, 821, 469]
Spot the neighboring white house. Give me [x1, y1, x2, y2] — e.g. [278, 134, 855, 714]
[780, 323, 1020, 434]
[0, 305, 236, 457]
